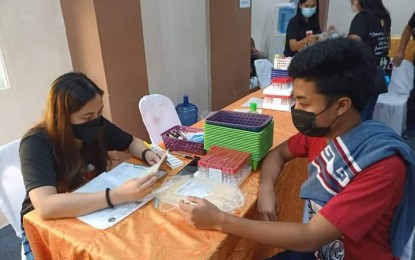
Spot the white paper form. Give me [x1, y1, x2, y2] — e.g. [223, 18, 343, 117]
[73, 154, 167, 229]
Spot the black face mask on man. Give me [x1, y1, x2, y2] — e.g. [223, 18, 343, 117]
[291, 103, 339, 137]
[72, 116, 104, 143]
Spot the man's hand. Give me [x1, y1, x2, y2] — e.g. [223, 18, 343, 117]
[392, 51, 405, 67]
[178, 196, 227, 230]
[257, 184, 278, 221]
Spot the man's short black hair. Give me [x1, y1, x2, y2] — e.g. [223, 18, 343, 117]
[288, 38, 377, 111]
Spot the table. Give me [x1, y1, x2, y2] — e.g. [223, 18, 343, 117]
[23, 90, 308, 260]
[389, 37, 415, 63]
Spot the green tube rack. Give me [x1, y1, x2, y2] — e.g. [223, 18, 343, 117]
[204, 120, 274, 170]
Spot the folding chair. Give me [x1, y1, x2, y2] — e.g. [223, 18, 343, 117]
[138, 94, 182, 144]
[254, 59, 273, 88]
[373, 60, 415, 134]
[0, 139, 25, 238]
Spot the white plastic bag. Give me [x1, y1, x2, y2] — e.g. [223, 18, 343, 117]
[152, 176, 245, 213]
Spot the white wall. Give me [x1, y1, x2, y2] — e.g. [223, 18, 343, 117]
[327, 0, 414, 37]
[140, 0, 211, 117]
[3, 0, 410, 146]
[0, 0, 72, 145]
[0, 0, 212, 146]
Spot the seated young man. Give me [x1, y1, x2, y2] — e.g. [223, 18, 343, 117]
[178, 38, 415, 259]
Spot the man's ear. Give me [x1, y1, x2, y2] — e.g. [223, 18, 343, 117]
[336, 97, 352, 115]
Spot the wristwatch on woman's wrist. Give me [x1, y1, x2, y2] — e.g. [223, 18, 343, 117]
[141, 148, 152, 163]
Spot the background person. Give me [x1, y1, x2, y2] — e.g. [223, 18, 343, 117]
[180, 38, 415, 259]
[19, 72, 161, 259]
[348, 0, 391, 120]
[393, 11, 415, 140]
[283, 0, 321, 57]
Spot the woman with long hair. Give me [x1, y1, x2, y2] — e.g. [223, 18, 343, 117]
[348, 0, 391, 120]
[19, 72, 161, 259]
[283, 0, 321, 57]
[349, 0, 391, 53]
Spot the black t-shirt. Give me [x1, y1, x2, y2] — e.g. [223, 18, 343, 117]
[349, 11, 391, 64]
[409, 11, 415, 30]
[19, 117, 133, 224]
[284, 15, 321, 57]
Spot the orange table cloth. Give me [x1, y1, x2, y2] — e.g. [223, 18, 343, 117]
[23, 90, 308, 260]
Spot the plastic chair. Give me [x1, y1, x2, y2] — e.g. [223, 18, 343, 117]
[254, 59, 273, 88]
[0, 139, 25, 238]
[373, 60, 414, 134]
[139, 94, 182, 144]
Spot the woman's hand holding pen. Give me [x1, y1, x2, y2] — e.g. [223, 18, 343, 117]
[111, 173, 157, 204]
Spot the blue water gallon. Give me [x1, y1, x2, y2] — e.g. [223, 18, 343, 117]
[278, 5, 296, 34]
[176, 95, 198, 126]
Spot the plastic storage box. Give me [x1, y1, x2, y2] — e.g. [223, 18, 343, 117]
[161, 125, 205, 155]
[271, 69, 289, 79]
[205, 110, 272, 132]
[263, 84, 295, 112]
[273, 56, 292, 70]
[204, 120, 274, 170]
[197, 146, 251, 186]
[271, 77, 292, 90]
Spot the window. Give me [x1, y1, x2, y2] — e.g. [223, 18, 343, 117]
[0, 50, 9, 90]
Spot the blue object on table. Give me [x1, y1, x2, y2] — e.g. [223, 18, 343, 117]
[385, 75, 390, 87]
[176, 95, 198, 126]
[189, 133, 204, 143]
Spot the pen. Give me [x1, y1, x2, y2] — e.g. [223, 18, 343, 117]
[167, 131, 180, 139]
[126, 163, 146, 169]
[176, 130, 187, 140]
[170, 151, 201, 160]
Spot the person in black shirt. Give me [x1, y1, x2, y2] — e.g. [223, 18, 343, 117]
[394, 11, 415, 140]
[284, 0, 321, 57]
[348, 0, 391, 121]
[19, 72, 161, 259]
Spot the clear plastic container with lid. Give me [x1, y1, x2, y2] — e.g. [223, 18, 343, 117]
[176, 95, 198, 126]
[197, 146, 251, 186]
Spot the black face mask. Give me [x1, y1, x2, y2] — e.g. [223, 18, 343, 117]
[291, 103, 338, 137]
[72, 116, 103, 143]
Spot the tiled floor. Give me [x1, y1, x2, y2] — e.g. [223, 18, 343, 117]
[0, 209, 8, 229]
[0, 224, 21, 259]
